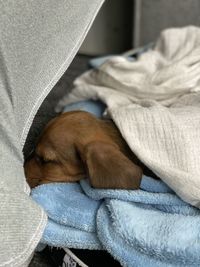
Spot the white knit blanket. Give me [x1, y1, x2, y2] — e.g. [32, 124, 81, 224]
[57, 26, 200, 207]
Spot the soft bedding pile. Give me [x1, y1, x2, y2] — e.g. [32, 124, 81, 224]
[57, 26, 200, 207]
[0, 1, 104, 266]
[32, 26, 200, 266]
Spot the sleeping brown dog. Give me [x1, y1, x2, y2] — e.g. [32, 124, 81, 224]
[25, 110, 154, 189]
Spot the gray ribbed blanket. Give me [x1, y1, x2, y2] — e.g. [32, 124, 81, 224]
[0, 1, 103, 266]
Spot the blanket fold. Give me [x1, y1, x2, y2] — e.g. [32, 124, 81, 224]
[32, 183, 101, 233]
[97, 200, 200, 267]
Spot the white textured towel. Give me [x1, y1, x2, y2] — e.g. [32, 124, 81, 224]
[57, 26, 200, 207]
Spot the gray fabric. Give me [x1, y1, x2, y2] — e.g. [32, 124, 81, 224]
[0, 1, 103, 266]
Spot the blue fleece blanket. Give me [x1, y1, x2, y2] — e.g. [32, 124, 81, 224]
[32, 176, 200, 267]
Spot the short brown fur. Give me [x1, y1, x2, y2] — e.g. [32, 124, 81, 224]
[25, 111, 155, 189]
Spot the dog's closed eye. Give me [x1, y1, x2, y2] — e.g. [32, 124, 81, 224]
[35, 154, 57, 165]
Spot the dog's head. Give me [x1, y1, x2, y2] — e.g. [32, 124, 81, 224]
[24, 111, 142, 189]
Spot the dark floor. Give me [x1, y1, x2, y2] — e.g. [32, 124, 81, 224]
[27, 54, 90, 267]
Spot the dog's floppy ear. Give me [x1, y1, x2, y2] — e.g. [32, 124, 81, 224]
[80, 141, 142, 189]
